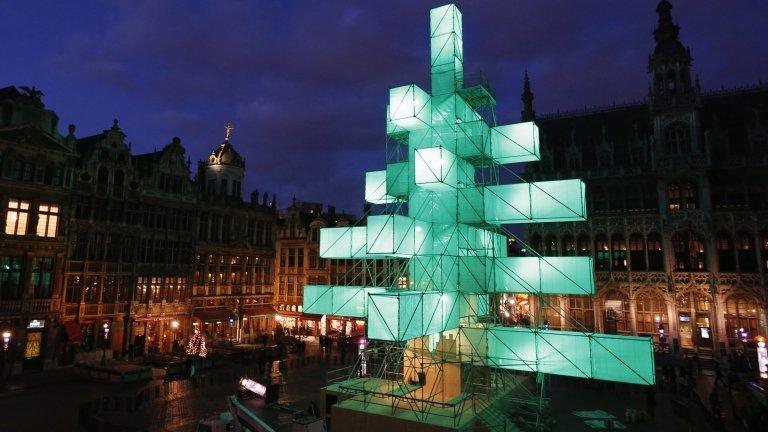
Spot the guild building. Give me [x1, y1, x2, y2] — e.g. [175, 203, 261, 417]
[0, 87, 277, 374]
[523, 1, 768, 356]
[274, 201, 404, 337]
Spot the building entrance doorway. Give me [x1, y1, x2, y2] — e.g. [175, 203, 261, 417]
[677, 291, 713, 350]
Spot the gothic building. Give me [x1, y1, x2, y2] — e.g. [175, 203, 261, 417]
[523, 1, 768, 356]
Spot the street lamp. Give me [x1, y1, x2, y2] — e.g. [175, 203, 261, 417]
[2, 331, 10, 351]
[101, 323, 110, 365]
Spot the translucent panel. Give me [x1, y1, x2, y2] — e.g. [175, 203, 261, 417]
[367, 291, 460, 341]
[484, 180, 587, 224]
[457, 256, 490, 293]
[492, 256, 595, 295]
[303, 285, 387, 318]
[456, 120, 491, 160]
[490, 122, 540, 164]
[591, 334, 655, 385]
[537, 330, 591, 378]
[389, 84, 431, 130]
[414, 147, 458, 189]
[408, 188, 457, 224]
[486, 327, 655, 385]
[319, 226, 368, 259]
[386, 161, 409, 198]
[366, 215, 431, 257]
[409, 256, 458, 291]
[457, 187, 484, 224]
[429, 4, 463, 96]
[365, 170, 397, 204]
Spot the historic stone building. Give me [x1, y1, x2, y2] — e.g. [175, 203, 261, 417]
[63, 123, 198, 360]
[523, 1, 768, 356]
[0, 86, 77, 373]
[192, 132, 277, 344]
[274, 201, 406, 337]
[0, 87, 279, 373]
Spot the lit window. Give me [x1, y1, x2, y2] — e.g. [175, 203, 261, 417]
[5, 199, 30, 235]
[36, 203, 60, 238]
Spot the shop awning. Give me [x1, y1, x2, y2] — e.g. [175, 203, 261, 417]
[64, 321, 81, 344]
[243, 304, 277, 316]
[193, 309, 232, 322]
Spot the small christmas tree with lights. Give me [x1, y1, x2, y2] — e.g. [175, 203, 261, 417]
[186, 328, 207, 358]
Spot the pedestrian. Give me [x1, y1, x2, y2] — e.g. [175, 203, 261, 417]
[645, 385, 656, 417]
[708, 390, 720, 416]
[714, 362, 726, 387]
[692, 353, 701, 375]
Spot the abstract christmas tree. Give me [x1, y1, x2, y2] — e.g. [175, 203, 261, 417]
[303, 3, 655, 428]
[186, 328, 207, 358]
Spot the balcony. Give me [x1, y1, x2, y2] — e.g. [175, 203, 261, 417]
[63, 302, 130, 318]
[0, 299, 60, 315]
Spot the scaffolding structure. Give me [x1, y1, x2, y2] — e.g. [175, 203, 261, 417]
[304, 4, 655, 431]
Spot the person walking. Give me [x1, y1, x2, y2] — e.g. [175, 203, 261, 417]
[714, 362, 726, 387]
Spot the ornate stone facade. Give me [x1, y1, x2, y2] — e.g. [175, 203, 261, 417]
[524, 1, 768, 356]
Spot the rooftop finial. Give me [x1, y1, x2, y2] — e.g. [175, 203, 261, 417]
[224, 121, 234, 141]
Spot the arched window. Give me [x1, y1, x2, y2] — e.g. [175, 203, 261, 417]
[736, 232, 757, 273]
[665, 123, 691, 153]
[611, 234, 627, 270]
[113, 170, 125, 198]
[725, 295, 759, 344]
[97, 166, 109, 194]
[562, 235, 575, 256]
[629, 234, 646, 270]
[647, 233, 664, 271]
[667, 183, 681, 211]
[636, 291, 667, 335]
[682, 182, 697, 210]
[603, 290, 631, 334]
[568, 296, 594, 331]
[673, 231, 706, 271]
[716, 233, 735, 272]
[544, 235, 558, 256]
[595, 234, 609, 270]
[577, 234, 591, 257]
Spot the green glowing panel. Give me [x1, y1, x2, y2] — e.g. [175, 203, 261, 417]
[458, 187, 484, 224]
[484, 180, 587, 224]
[366, 215, 431, 257]
[410, 256, 458, 291]
[386, 162, 409, 198]
[430, 4, 463, 95]
[492, 256, 595, 295]
[409, 188, 457, 224]
[303, 285, 387, 318]
[367, 291, 459, 341]
[319, 226, 368, 259]
[490, 122, 540, 164]
[486, 327, 655, 384]
[389, 84, 431, 130]
[414, 147, 457, 189]
[591, 334, 656, 385]
[365, 170, 397, 204]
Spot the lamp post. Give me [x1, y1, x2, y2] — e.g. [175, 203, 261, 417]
[101, 323, 110, 365]
[170, 320, 180, 354]
[1, 331, 10, 382]
[658, 322, 667, 351]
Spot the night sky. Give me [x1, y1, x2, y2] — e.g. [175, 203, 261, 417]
[2, 1, 766, 214]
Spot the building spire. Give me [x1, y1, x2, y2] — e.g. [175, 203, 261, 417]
[521, 70, 535, 122]
[653, 0, 679, 45]
[224, 121, 234, 142]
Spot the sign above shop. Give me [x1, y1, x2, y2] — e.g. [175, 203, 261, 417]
[27, 319, 45, 329]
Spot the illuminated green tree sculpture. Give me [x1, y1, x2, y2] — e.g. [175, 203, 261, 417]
[304, 3, 654, 428]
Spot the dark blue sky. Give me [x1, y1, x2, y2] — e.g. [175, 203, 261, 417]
[1, 1, 766, 213]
